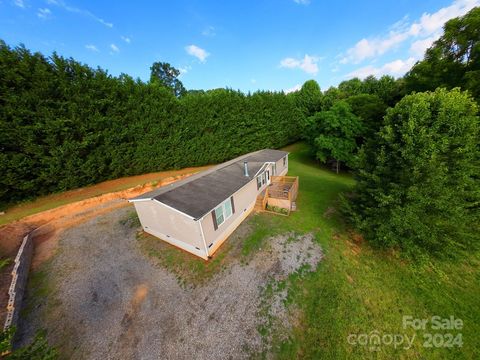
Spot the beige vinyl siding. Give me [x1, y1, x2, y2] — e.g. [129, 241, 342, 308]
[133, 200, 206, 258]
[200, 179, 257, 252]
[131, 151, 289, 259]
[275, 154, 288, 176]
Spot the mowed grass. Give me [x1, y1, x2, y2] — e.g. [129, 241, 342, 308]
[259, 143, 480, 359]
[134, 143, 478, 358]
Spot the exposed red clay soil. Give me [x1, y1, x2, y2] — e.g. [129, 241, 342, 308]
[0, 169, 207, 330]
[0, 173, 197, 268]
[0, 166, 210, 228]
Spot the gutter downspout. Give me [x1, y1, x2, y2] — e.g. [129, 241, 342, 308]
[197, 219, 210, 259]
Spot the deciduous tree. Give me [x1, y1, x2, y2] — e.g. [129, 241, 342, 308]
[344, 88, 480, 256]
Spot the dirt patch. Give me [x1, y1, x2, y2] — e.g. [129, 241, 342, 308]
[0, 172, 199, 328]
[136, 214, 255, 287]
[132, 284, 149, 307]
[0, 173, 195, 264]
[0, 166, 210, 227]
[17, 207, 323, 359]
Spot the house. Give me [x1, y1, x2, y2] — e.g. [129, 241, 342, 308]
[129, 149, 296, 260]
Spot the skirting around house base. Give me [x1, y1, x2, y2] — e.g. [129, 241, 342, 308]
[143, 228, 209, 260]
[207, 201, 255, 256]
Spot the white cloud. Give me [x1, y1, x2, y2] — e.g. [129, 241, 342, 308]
[284, 84, 302, 94]
[14, 0, 25, 8]
[37, 7, 52, 19]
[250, 78, 257, 84]
[47, 0, 113, 28]
[178, 65, 191, 76]
[280, 54, 319, 75]
[110, 43, 119, 53]
[340, 0, 480, 64]
[341, 33, 409, 64]
[85, 44, 99, 52]
[185, 44, 210, 62]
[293, 0, 310, 4]
[347, 57, 417, 79]
[202, 26, 216, 37]
[409, 35, 438, 57]
[121, 36, 131, 43]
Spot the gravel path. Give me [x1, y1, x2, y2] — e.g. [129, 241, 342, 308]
[17, 207, 322, 359]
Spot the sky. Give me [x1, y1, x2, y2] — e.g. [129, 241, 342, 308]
[1, 0, 479, 93]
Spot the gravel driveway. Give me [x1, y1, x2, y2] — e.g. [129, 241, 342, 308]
[17, 206, 322, 359]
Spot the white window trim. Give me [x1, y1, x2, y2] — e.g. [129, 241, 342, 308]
[257, 172, 267, 189]
[214, 198, 233, 228]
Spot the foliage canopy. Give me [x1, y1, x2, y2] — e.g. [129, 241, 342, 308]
[0, 41, 301, 206]
[344, 88, 479, 256]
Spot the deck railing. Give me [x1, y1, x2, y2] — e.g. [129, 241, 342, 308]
[262, 188, 269, 209]
[268, 176, 299, 200]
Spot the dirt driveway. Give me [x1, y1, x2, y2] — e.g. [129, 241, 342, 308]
[17, 207, 322, 359]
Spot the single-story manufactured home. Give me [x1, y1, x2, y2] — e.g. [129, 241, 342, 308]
[129, 149, 292, 260]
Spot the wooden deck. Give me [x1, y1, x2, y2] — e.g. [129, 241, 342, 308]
[255, 176, 299, 214]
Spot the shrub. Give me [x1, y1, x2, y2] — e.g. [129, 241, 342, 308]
[345, 88, 479, 257]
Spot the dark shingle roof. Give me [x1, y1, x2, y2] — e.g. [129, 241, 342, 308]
[130, 149, 288, 219]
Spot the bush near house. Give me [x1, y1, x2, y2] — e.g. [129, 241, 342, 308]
[266, 204, 289, 215]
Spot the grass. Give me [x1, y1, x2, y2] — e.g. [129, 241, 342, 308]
[21, 265, 54, 318]
[136, 209, 282, 285]
[119, 210, 142, 228]
[137, 231, 230, 287]
[0, 165, 210, 226]
[130, 143, 478, 358]
[253, 142, 480, 359]
[16, 142, 475, 358]
[0, 258, 10, 271]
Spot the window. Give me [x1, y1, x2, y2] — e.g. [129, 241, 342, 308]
[224, 199, 233, 218]
[257, 172, 267, 190]
[283, 156, 287, 166]
[212, 197, 235, 230]
[214, 206, 224, 226]
[272, 163, 276, 175]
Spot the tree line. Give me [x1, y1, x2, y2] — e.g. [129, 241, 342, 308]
[0, 45, 301, 206]
[0, 7, 478, 258]
[297, 7, 479, 257]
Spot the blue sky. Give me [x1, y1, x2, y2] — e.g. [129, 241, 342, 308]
[1, 0, 478, 92]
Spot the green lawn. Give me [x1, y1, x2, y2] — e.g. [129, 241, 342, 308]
[131, 142, 478, 358]
[259, 143, 479, 359]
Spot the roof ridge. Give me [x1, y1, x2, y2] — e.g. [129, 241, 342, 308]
[129, 149, 289, 215]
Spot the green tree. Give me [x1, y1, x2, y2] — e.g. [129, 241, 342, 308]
[345, 88, 480, 256]
[294, 80, 322, 117]
[310, 101, 363, 173]
[405, 7, 480, 101]
[321, 86, 345, 110]
[345, 94, 387, 139]
[338, 78, 363, 97]
[0, 40, 302, 206]
[149, 61, 186, 97]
